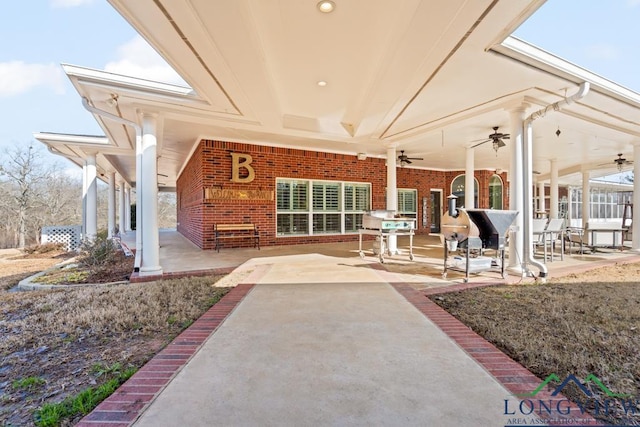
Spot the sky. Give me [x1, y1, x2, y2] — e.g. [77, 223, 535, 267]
[1, 0, 639, 175]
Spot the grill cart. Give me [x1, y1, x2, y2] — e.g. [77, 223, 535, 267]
[359, 210, 416, 263]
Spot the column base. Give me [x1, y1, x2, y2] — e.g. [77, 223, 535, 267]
[506, 264, 526, 277]
[139, 266, 163, 276]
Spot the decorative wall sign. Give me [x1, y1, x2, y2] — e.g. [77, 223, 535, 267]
[230, 152, 255, 183]
[204, 188, 273, 201]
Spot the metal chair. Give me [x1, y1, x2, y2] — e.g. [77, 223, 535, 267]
[543, 218, 565, 261]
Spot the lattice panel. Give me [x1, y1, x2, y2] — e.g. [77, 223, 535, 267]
[41, 225, 82, 251]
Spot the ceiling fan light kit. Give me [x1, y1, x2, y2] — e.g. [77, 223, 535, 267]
[471, 126, 510, 154]
[397, 150, 423, 167]
[598, 153, 634, 171]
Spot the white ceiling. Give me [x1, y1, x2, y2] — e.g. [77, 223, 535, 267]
[39, 0, 640, 189]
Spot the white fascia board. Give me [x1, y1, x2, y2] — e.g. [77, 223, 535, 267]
[494, 36, 640, 108]
[33, 132, 110, 146]
[61, 63, 199, 100]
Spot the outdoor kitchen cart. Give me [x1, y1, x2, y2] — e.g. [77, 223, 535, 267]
[359, 210, 416, 263]
[441, 202, 518, 282]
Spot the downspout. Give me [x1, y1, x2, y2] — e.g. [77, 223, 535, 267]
[81, 97, 143, 271]
[522, 82, 590, 281]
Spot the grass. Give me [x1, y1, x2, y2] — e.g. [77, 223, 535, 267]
[0, 275, 230, 426]
[12, 376, 46, 390]
[34, 365, 137, 427]
[430, 265, 640, 426]
[32, 267, 89, 285]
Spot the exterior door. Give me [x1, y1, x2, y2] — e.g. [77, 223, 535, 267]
[430, 190, 442, 233]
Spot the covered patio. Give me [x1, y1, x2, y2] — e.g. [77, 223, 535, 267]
[121, 228, 640, 286]
[34, 0, 640, 281]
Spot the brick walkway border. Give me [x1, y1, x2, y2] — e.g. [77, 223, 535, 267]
[390, 281, 603, 426]
[75, 253, 638, 426]
[75, 282, 255, 427]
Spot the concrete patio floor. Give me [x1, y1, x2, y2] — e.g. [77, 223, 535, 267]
[123, 228, 640, 287]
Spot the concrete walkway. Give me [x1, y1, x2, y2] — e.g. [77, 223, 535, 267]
[133, 260, 511, 427]
[78, 231, 629, 426]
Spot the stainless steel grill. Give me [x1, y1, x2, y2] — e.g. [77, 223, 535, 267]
[359, 210, 416, 263]
[442, 205, 518, 282]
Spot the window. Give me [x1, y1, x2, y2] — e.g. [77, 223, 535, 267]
[276, 180, 309, 235]
[312, 182, 341, 234]
[568, 187, 632, 220]
[488, 175, 503, 209]
[344, 183, 370, 232]
[450, 174, 478, 208]
[397, 189, 417, 219]
[276, 179, 371, 235]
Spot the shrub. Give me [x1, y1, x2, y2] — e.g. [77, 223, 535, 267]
[78, 233, 118, 269]
[22, 243, 65, 255]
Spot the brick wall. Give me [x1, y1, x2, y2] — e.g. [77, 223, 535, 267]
[176, 140, 510, 249]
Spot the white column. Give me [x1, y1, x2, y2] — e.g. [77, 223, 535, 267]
[85, 153, 97, 239]
[140, 112, 162, 274]
[465, 147, 474, 209]
[82, 161, 88, 236]
[581, 170, 590, 228]
[107, 171, 116, 238]
[385, 142, 398, 254]
[550, 159, 559, 219]
[538, 181, 546, 215]
[124, 185, 132, 232]
[508, 106, 526, 270]
[567, 187, 573, 226]
[118, 179, 126, 236]
[632, 142, 640, 251]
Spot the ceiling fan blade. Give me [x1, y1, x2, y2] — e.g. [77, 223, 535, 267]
[404, 159, 412, 164]
[407, 157, 424, 160]
[468, 137, 490, 143]
[503, 134, 510, 139]
[471, 139, 490, 148]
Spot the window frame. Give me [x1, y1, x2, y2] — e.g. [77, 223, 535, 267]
[276, 178, 371, 236]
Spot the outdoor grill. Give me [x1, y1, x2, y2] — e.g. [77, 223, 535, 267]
[359, 210, 416, 263]
[442, 197, 518, 281]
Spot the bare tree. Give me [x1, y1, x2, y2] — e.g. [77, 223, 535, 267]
[0, 143, 50, 248]
[29, 170, 82, 243]
[158, 192, 177, 228]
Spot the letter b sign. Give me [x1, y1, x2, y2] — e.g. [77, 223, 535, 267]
[230, 153, 255, 183]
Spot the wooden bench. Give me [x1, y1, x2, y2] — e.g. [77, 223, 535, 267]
[214, 223, 260, 252]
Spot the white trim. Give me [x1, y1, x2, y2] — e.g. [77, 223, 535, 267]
[494, 37, 640, 107]
[62, 63, 195, 97]
[275, 177, 372, 236]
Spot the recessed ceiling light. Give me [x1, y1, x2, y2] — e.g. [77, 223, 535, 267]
[317, 1, 335, 13]
[317, 80, 328, 87]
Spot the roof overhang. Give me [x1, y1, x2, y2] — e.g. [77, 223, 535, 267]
[38, 0, 640, 189]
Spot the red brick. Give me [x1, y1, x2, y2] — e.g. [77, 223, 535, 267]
[177, 140, 508, 249]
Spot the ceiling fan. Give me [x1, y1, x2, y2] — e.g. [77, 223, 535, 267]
[397, 150, 423, 166]
[471, 126, 510, 153]
[600, 153, 633, 171]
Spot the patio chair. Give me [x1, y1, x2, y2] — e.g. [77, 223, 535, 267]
[532, 218, 548, 258]
[542, 218, 565, 261]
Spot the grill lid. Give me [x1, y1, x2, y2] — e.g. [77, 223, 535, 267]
[466, 210, 518, 237]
